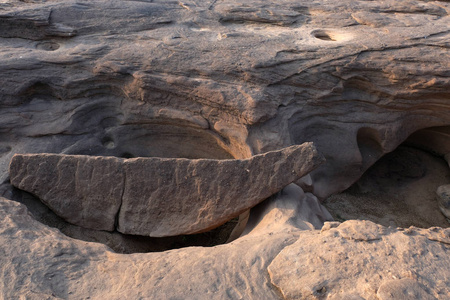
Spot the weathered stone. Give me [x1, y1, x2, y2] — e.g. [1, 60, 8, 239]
[9, 154, 124, 231]
[0, 191, 328, 299]
[437, 185, 450, 219]
[377, 278, 436, 300]
[9, 143, 324, 236]
[1, 0, 450, 298]
[268, 222, 450, 300]
[0, 0, 449, 199]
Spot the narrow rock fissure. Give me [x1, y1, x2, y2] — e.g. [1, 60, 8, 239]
[114, 166, 126, 230]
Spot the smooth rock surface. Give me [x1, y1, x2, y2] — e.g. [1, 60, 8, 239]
[1, 194, 449, 299]
[324, 146, 450, 228]
[9, 143, 324, 236]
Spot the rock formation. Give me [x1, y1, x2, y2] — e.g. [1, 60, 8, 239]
[9, 143, 324, 236]
[437, 185, 450, 219]
[0, 0, 449, 298]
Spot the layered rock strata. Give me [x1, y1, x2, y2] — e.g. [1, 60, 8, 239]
[9, 143, 324, 236]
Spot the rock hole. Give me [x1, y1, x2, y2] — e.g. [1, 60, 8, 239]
[120, 152, 134, 159]
[356, 127, 384, 170]
[36, 41, 60, 51]
[312, 30, 336, 41]
[101, 136, 115, 149]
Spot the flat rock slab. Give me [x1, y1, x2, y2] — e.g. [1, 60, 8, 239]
[9, 142, 324, 237]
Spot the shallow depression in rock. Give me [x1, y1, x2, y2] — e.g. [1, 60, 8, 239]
[4, 123, 243, 253]
[324, 145, 450, 228]
[66, 123, 235, 160]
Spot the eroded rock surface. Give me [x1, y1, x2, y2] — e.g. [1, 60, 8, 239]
[1, 0, 450, 298]
[268, 220, 450, 300]
[437, 185, 450, 219]
[0, 193, 325, 299]
[0, 0, 449, 198]
[9, 143, 324, 236]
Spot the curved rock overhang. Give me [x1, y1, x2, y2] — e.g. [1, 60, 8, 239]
[1, 0, 449, 202]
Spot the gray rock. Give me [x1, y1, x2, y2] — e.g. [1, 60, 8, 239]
[9, 143, 324, 236]
[9, 154, 124, 231]
[436, 185, 450, 219]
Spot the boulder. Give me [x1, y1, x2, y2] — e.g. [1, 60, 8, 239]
[9, 143, 324, 236]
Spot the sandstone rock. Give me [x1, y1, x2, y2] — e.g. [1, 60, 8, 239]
[1, 194, 448, 299]
[9, 143, 324, 236]
[268, 221, 450, 300]
[9, 154, 124, 231]
[0, 191, 324, 299]
[436, 185, 450, 219]
[1, 0, 450, 298]
[377, 278, 436, 300]
[0, 0, 449, 199]
[242, 183, 333, 236]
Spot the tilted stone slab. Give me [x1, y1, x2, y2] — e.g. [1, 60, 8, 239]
[9, 155, 125, 231]
[9, 142, 324, 237]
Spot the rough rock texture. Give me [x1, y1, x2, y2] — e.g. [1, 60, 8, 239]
[9, 143, 324, 236]
[1, 0, 449, 197]
[268, 221, 450, 300]
[1, 193, 449, 299]
[1, 0, 450, 298]
[9, 154, 124, 231]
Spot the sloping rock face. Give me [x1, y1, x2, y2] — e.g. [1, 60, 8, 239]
[9, 143, 324, 236]
[1, 0, 450, 299]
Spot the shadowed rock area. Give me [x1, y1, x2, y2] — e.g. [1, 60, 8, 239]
[9, 143, 324, 236]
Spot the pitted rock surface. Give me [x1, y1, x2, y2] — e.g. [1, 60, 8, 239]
[9, 143, 324, 236]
